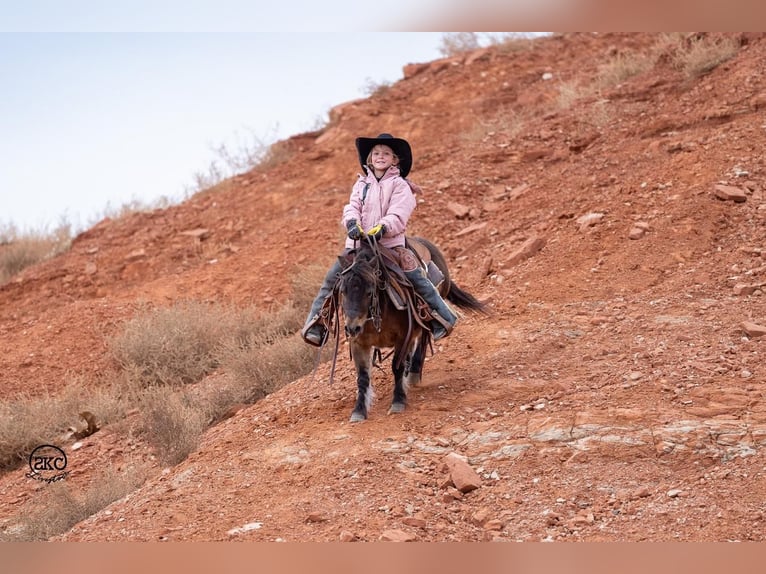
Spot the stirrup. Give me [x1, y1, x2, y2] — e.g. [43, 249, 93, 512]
[432, 323, 449, 341]
[301, 316, 328, 347]
[429, 310, 454, 340]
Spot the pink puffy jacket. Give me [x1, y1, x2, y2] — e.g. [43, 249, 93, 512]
[342, 166, 416, 250]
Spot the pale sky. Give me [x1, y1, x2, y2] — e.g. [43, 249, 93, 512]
[1, 31, 448, 232]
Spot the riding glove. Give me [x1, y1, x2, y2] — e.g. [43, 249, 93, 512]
[366, 224, 386, 242]
[346, 219, 363, 241]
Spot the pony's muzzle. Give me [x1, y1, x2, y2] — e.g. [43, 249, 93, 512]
[345, 323, 364, 338]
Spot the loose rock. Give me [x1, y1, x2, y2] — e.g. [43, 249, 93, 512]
[380, 529, 417, 542]
[741, 321, 766, 337]
[444, 452, 482, 493]
[714, 184, 747, 202]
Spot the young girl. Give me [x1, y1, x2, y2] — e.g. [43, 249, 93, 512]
[301, 133, 458, 347]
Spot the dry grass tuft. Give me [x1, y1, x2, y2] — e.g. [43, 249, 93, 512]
[109, 295, 316, 457]
[596, 51, 655, 89]
[257, 140, 293, 171]
[0, 382, 127, 471]
[289, 263, 331, 312]
[0, 464, 147, 541]
[675, 34, 740, 78]
[109, 301, 236, 387]
[0, 222, 72, 284]
[109, 300, 309, 388]
[650, 33, 740, 79]
[487, 32, 539, 53]
[439, 32, 481, 56]
[88, 196, 174, 227]
[362, 77, 392, 97]
[188, 127, 292, 194]
[137, 387, 207, 465]
[557, 80, 593, 110]
[221, 334, 316, 406]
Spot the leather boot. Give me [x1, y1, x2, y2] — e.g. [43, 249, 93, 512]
[301, 260, 343, 346]
[404, 267, 457, 340]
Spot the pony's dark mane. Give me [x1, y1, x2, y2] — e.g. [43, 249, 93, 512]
[354, 252, 379, 282]
[341, 249, 379, 292]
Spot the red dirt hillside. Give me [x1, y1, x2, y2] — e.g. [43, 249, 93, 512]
[3, 32, 766, 541]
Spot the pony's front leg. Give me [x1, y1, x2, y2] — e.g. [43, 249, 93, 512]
[350, 343, 374, 422]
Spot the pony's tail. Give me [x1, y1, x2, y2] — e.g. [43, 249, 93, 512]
[447, 282, 491, 315]
[413, 234, 491, 316]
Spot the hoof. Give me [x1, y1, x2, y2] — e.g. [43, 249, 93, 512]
[388, 402, 406, 414]
[350, 411, 367, 422]
[405, 373, 421, 386]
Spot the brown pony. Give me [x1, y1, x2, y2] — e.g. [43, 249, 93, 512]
[336, 237, 488, 422]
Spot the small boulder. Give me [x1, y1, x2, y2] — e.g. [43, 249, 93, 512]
[714, 184, 747, 203]
[444, 452, 481, 493]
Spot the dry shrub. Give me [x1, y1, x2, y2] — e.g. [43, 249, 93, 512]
[651, 32, 687, 58]
[362, 77, 392, 97]
[439, 32, 480, 56]
[0, 382, 126, 471]
[194, 337, 318, 426]
[88, 196, 174, 227]
[109, 299, 308, 389]
[222, 335, 316, 405]
[290, 262, 334, 312]
[109, 301, 237, 387]
[492, 109, 527, 138]
[0, 464, 146, 541]
[0, 392, 72, 470]
[0, 223, 71, 284]
[675, 34, 740, 78]
[110, 298, 313, 456]
[584, 100, 613, 130]
[2, 289, 316, 476]
[596, 51, 655, 89]
[228, 303, 304, 348]
[460, 119, 492, 144]
[257, 140, 293, 171]
[138, 386, 206, 465]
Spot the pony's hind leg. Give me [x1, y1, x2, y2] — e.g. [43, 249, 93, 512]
[350, 343, 374, 422]
[388, 346, 408, 414]
[404, 334, 427, 387]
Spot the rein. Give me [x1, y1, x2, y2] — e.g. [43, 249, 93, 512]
[354, 237, 421, 372]
[365, 238, 385, 333]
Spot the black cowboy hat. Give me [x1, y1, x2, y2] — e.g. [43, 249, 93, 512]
[355, 133, 413, 178]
